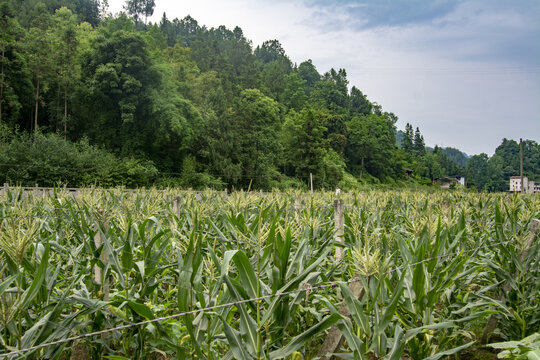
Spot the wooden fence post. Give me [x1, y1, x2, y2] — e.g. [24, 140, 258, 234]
[93, 210, 110, 301]
[318, 276, 364, 359]
[2, 183, 8, 197]
[334, 199, 345, 260]
[93, 212, 102, 287]
[482, 218, 540, 343]
[173, 196, 181, 220]
[318, 199, 368, 359]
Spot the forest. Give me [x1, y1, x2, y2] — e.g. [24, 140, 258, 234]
[0, 0, 539, 191]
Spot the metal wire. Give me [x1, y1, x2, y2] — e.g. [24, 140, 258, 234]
[0, 237, 512, 359]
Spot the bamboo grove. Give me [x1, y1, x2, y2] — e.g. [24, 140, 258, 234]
[0, 187, 539, 359]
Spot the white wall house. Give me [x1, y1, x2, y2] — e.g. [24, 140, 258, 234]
[433, 176, 465, 189]
[509, 176, 537, 193]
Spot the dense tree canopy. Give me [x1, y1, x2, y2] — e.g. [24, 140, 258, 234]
[0, 0, 536, 191]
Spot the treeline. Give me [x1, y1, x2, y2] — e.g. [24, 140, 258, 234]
[466, 139, 540, 192]
[0, 0, 533, 190]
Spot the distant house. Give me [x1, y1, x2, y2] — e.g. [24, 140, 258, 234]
[509, 176, 538, 193]
[433, 176, 465, 189]
[455, 176, 466, 186]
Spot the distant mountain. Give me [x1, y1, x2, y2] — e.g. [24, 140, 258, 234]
[441, 147, 470, 167]
[396, 130, 469, 168]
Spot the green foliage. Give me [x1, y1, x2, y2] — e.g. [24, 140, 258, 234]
[281, 107, 327, 186]
[346, 114, 397, 179]
[0, 188, 537, 358]
[125, 0, 156, 27]
[488, 333, 540, 359]
[0, 4, 535, 190]
[0, 132, 157, 186]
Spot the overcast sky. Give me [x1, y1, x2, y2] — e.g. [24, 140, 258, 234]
[107, 0, 540, 155]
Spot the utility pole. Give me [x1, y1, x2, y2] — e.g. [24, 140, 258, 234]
[520, 138, 524, 194]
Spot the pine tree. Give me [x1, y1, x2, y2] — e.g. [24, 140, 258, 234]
[414, 127, 425, 156]
[402, 123, 413, 153]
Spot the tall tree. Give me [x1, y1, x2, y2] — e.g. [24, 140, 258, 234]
[402, 123, 413, 153]
[413, 126, 425, 156]
[282, 107, 327, 182]
[23, 5, 52, 139]
[51, 7, 78, 138]
[234, 88, 281, 189]
[466, 153, 490, 190]
[255, 39, 290, 65]
[80, 29, 154, 152]
[346, 114, 395, 179]
[310, 68, 349, 112]
[0, 1, 19, 124]
[297, 59, 320, 93]
[281, 72, 306, 110]
[125, 0, 155, 25]
[349, 86, 371, 115]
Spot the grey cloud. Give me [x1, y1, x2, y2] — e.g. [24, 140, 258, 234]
[301, 0, 540, 66]
[302, 0, 463, 31]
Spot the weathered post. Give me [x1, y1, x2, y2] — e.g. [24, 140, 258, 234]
[334, 199, 345, 260]
[318, 199, 366, 359]
[93, 213, 102, 287]
[310, 173, 313, 194]
[2, 182, 8, 197]
[173, 196, 181, 220]
[93, 210, 110, 301]
[318, 275, 364, 359]
[102, 215, 110, 302]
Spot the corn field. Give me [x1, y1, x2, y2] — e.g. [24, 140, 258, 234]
[0, 187, 539, 359]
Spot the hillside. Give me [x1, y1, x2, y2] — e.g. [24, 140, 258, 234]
[0, 0, 538, 191]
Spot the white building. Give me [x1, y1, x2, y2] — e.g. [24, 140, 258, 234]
[433, 176, 465, 189]
[509, 176, 537, 193]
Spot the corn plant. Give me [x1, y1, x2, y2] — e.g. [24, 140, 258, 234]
[0, 187, 538, 359]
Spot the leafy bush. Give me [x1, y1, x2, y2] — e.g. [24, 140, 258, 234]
[0, 133, 158, 187]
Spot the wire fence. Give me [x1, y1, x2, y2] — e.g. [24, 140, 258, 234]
[0, 236, 515, 359]
[0, 189, 533, 357]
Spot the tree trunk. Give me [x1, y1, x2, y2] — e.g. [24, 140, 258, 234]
[34, 73, 40, 142]
[0, 45, 4, 124]
[64, 85, 67, 139]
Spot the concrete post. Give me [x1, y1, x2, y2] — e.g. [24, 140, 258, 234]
[173, 196, 181, 220]
[334, 199, 345, 260]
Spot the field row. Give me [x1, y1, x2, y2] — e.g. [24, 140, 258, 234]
[0, 188, 539, 359]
